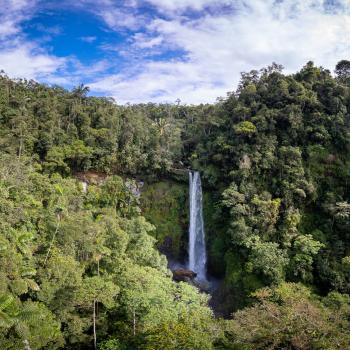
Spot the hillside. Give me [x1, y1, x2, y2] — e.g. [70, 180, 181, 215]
[1, 62, 350, 349]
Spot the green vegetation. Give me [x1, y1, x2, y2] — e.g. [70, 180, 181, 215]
[140, 181, 188, 260]
[0, 155, 213, 350]
[1, 60, 350, 349]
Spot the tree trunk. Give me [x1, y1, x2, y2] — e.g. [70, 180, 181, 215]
[93, 299, 97, 350]
[23, 339, 32, 350]
[133, 309, 136, 336]
[96, 260, 100, 315]
[18, 126, 23, 159]
[44, 218, 60, 265]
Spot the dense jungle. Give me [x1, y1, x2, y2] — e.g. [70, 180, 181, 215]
[1, 61, 350, 349]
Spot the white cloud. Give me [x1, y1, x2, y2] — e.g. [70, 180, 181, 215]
[73, 58, 111, 76]
[89, 60, 226, 104]
[80, 36, 97, 43]
[0, 44, 65, 79]
[132, 33, 163, 48]
[0, 0, 36, 39]
[99, 8, 142, 30]
[2, 0, 350, 104]
[88, 0, 350, 104]
[0, 0, 68, 81]
[143, 0, 232, 12]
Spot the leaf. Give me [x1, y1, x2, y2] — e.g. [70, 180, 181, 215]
[25, 279, 40, 292]
[0, 294, 14, 312]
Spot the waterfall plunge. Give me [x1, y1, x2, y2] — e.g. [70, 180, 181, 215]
[188, 171, 207, 282]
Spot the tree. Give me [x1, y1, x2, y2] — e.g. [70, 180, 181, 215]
[246, 238, 289, 284]
[335, 60, 350, 84]
[0, 296, 63, 350]
[233, 121, 257, 135]
[289, 234, 324, 282]
[224, 283, 350, 350]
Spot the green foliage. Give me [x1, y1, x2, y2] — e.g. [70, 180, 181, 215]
[140, 181, 188, 259]
[0, 155, 213, 349]
[223, 283, 350, 349]
[246, 238, 289, 284]
[2, 60, 350, 348]
[289, 234, 324, 282]
[99, 338, 123, 350]
[144, 313, 217, 350]
[233, 121, 257, 135]
[335, 59, 350, 84]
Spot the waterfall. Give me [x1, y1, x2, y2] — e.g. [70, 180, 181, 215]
[188, 171, 207, 282]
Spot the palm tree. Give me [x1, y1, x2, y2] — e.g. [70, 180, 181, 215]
[71, 84, 90, 100]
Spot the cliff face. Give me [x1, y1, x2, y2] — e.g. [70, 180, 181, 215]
[74, 171, 108, 185]
[140, 181, 189, 262]
[139, 180, 226, 277]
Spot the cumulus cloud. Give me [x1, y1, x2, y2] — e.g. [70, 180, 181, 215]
[0, 0, 68, 82]
[0, 44, 65, 79]
[99, 7, 143, 30]
[76, 0, 146, 30]
[0, 0, 36, 39]
[2, 0, 350, 103]
[89, 60, 226, 104]
[88, 0, 350, 103]
[132, 33, 163, 49]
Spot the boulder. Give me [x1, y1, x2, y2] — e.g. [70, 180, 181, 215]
[172, 268, 197, 282]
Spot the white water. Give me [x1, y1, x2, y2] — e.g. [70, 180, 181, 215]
[81, 181, 88, 193]
[188, 171, 207, 282]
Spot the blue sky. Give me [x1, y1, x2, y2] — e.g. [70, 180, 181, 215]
[1, 0, 350, 104]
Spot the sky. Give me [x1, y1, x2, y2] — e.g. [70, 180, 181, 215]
[1, 0, 350, 104]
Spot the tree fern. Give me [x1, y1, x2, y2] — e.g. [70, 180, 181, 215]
[0, 294, 16, 328]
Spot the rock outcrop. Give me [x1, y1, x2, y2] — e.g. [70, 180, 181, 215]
[74, 171, 107, 185]
[172, 268, 197, 282]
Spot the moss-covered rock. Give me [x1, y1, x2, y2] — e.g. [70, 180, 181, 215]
[203, 191, 227, 276]
[140, 181, 189, 261]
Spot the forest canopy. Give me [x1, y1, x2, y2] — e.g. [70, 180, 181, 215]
[0, 61, 350, 349]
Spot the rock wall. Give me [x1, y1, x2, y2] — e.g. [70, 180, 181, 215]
[140, 181, 189, 261]
[140, 179, 226, 277]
